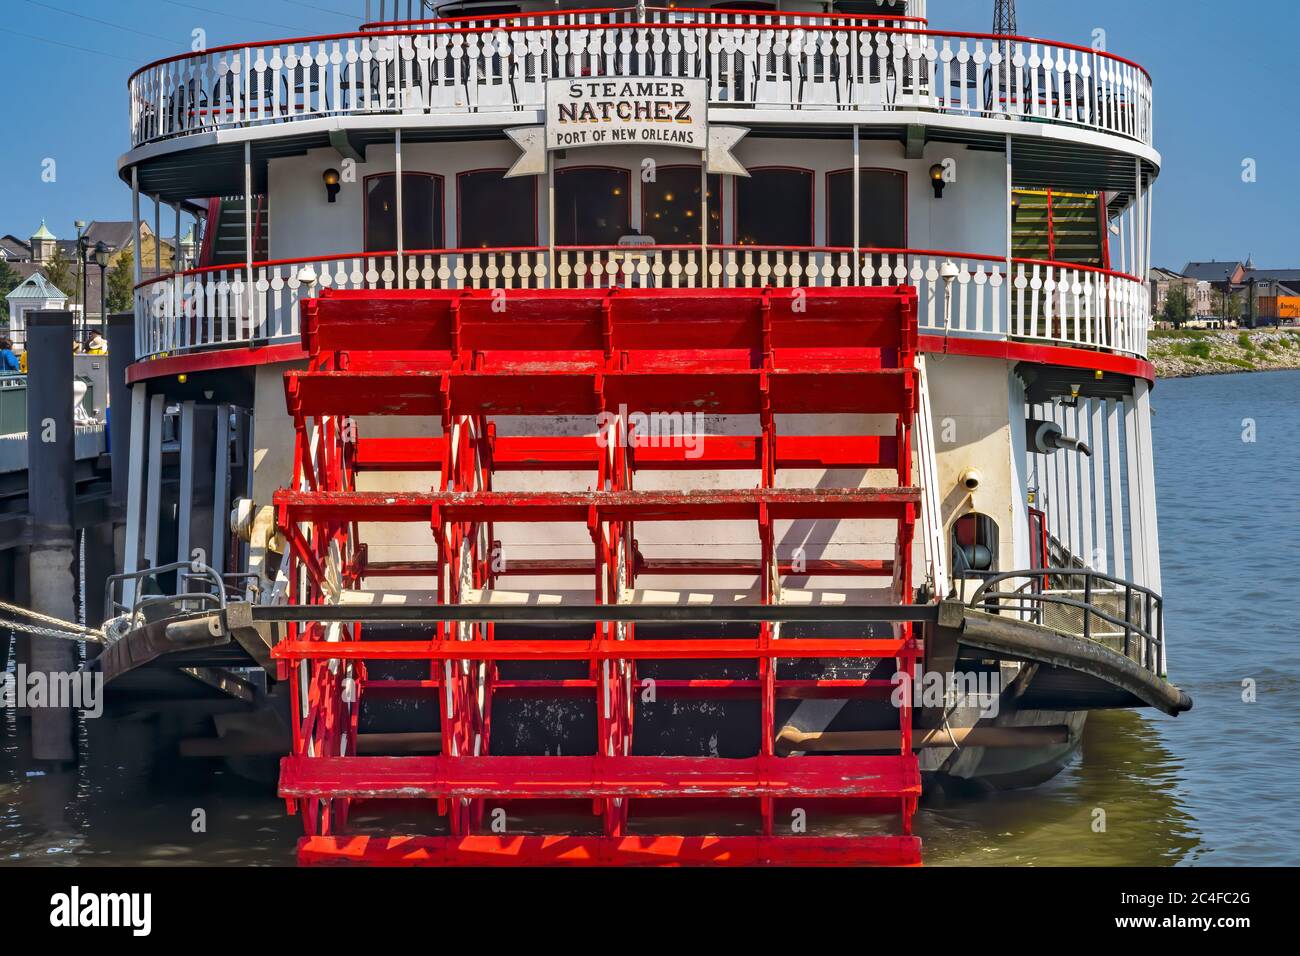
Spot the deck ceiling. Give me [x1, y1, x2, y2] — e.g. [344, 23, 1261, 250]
[125, 123, 1156, 207]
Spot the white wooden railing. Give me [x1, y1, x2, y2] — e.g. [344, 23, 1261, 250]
[913, 354, 948, 600]
[129, 12, 1152, 149]
[133, 246, 1149, 361]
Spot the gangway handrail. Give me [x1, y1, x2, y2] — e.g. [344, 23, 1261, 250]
[105, 559, 228, 624]
[968, 567, 1163, 674]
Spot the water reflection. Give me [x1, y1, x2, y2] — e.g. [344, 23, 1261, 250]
[1, 703, 297, 867]
[918, 710, 1200, 866]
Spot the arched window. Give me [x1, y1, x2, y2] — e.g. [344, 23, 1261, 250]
[554, 167, 631, 246]
[734, 167, 813, 246]
[826, 169, 907, 249]
[364, 173, 445, 253]
[640, 166, 721, 245]
[952, 513, 999, 578]
[457, 169, 538, 248]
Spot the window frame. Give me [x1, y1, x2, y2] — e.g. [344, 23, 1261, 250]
[823, 166, 909, 251]
[553, 165, 633, 247]
[362, 171, 446, 254]
[638, 163, 723, 247]
[455, 167, 539, 249]
[731, 165, 816, 248]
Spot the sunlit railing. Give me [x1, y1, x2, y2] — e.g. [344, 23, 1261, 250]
[128, 12, 1152, 148]
[133, 246, 1149, 360]
[968, 568, 1164, 674]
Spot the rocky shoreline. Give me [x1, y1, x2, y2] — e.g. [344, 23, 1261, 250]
[1147, 327, 1300, 378]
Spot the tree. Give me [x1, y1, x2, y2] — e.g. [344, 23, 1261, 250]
[0, 260, 21, 301]
[1212, 288, 1243, 328]
[106, 249, 135, 315]
[1161, 283, 1193, 329]
[41, 246, 76, 299]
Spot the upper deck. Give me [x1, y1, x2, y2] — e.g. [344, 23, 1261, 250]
[125, 4, 1155, 161]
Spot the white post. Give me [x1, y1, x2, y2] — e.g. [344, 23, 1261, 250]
[700, 162, 708, 287]
[1106, 397, 1126, 580]
[244, 140, 255, 335]
[1134, 380, 1161, 593]
[122, 383, 149, 609]
[132, 167, 143, 357]
[177, 401, 195, 568]
[547, 150, 556, 281]
[212, 404, 231, 576]
[1122, 394, 1146, 586]
[1133, 378, 1164, 674]
[1090, 398, 1108, 573]
[154, 195, 162, 278]
[1053, 402, 1070, 556]
[852, 124, 860, 285]
[1134, 159, 1144, 280]
[1005, 134, 1014, 329]
[143, 393, 165, 572]
[173, 203, 183, 349]
[1077, 402, 1093, 567]
[395, 128, 405, 288]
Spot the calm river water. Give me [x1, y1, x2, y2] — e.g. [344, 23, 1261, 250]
[3, 371, 1297, 866]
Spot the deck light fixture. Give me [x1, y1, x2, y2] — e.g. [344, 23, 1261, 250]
[323, 168, 341, 203]
[1010, 193, 1020, 223]
[929, 164, 947, 199]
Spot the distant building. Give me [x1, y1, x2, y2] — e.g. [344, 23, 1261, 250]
[1242, 270, 1300, 325]
[0, 235, 32, 262]
[4, 272, 68, 349]
[0, 220, 176, 333]
[1149, 266, 1211, 324]
[1181, 259, 1246, 288]
[1180, 259, 1255, 326]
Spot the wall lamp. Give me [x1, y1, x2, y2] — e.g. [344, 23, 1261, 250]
[929, 164, 947, 199]
[1010, 193, 1020, 224]
[323, 168, 341, 203]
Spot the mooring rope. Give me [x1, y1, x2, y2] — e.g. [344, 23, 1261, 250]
[0, 599, 107, 644]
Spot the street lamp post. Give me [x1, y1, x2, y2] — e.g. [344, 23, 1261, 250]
[76, 224, 90, 344]
[94, 242, 113, 341]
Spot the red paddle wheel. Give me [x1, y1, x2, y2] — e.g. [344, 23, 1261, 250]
[273, 284, 924, 865]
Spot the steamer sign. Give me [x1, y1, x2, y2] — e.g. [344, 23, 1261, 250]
[545, 78, 708, 151]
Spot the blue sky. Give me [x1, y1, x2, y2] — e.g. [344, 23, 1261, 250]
[1, 0, 1294, 271]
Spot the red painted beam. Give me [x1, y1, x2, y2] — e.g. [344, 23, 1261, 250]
[274, 487, 921, 523]
[298, 834, 922, 866]
[279, 754, 921, 800]
[272, 637, 918, 662]
[351, 434, 898, 473]
[285, 367, 912, 417]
